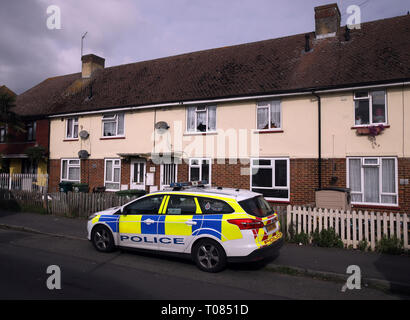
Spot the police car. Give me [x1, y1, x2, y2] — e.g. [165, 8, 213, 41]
[87, 181, 283, 272]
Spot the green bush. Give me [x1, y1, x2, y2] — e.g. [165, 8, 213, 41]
[292, 232, 310, 245]
[311, 228, 344, 248]
[357, 239, 369, 252]
[375, 236, 403, 255]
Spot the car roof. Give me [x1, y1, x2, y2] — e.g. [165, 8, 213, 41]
[152, 187, 261, 202]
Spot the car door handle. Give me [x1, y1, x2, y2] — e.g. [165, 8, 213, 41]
[185, 220, 197, 226]
[143, 218, 155, 225]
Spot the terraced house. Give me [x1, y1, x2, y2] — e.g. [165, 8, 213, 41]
[13, 4, 410, 213]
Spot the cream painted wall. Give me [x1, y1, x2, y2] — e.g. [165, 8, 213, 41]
[49, 86, 409, 160]
[321, 86, 409, 158]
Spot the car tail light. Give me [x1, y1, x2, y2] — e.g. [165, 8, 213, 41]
[227, 219, 264, 230]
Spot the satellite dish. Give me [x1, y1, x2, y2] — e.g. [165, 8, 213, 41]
[78, 150, 90, 159]
[79, 130, 89, 139]
[154, 121, 170, 134]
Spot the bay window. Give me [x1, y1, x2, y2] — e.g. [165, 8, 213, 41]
[348, 157, 398, 206]
[251, 158, 289, 201]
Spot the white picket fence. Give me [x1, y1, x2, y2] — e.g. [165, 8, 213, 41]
[0, 173, 48, 193]
[286, 205, 409, 251]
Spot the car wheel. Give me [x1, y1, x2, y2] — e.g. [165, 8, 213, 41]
[193, 239, 227, 273]
[91, 225, 115, 253]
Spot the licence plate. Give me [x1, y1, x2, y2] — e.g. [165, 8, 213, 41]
[266, 222, 275, 232]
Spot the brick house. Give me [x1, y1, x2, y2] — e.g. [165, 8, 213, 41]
[0, 85, 49, 178]
[14, 3, 410, 213]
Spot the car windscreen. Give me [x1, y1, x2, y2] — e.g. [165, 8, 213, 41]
[238, 196, 273, 218]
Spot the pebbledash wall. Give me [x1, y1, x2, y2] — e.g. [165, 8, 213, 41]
[48, 86, 410, 213]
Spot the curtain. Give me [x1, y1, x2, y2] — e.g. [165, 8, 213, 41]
[117, 113, 124, 135]
[382, 159, 396, 204]
[105, 161, 113, 182]
[270, 101, 281, 128]
[364, 166, 379, 203]
[187, 107, 195, 132]
[257, 107, 269, 129]
[207, 106, 216, 131]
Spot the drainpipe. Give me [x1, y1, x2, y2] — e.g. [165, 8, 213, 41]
[312, 91, 322, 189]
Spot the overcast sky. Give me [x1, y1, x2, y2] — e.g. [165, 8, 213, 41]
[0, 0, 408, 94]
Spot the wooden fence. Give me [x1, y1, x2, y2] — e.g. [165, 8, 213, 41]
[0, 190, 141, 218]
[286, 205, 409, 251]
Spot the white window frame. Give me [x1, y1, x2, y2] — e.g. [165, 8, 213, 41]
[250, 158, 290, 202]
[101, 113, 125, 138]
[255, 100, 282, 131]
[353, 90, 388, 127]
[188, 158, 212, 185]
[0, 125, 7, 143]
[60, 159, 81, 182]
[347, 157, 398, 207]
[186, 106, 217, 133]
[65, 117, 79, 139]
[104, 158, 121, 191]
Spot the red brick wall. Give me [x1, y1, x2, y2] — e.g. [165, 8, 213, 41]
[48, 156, 410, 214]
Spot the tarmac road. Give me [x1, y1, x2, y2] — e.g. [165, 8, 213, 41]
[0, 228, 402, 300]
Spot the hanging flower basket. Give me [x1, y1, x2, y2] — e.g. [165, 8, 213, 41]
[356, 124, 385, 137]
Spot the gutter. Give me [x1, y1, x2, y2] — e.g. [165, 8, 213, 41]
[312, 91, 322, 190]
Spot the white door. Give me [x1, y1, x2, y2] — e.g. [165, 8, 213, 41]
[130, 159, 146, 190]
[160, 163, 178, 190]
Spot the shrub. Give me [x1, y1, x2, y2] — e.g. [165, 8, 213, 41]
[292, 232, 310, 245]
[311, 228, 344, 248]
[375, 236, 403, 255]
[357, 239, 369, 252]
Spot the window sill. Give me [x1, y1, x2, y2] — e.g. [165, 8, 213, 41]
[100, 136, 126, 140]
[63, 138, 79, 142]
[351, 124, 390, 129]
[253, 129, 283, 134]
[352, 203, 399, 210]
[266, 199, 290, 204]
[183, 131, 217, 136]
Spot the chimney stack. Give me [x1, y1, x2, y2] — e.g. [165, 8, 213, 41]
[81, 54, 105, 78]
[314, 3, 341, 39]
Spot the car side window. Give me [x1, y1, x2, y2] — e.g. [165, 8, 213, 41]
[123, 195, 164, 215]
[197, 197, 234, 214]
[166, 195, 197, 215]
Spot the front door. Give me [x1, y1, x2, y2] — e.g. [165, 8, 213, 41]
[130, 159, 146, 190]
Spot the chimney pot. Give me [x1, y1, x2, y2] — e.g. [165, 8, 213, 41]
[81, 54, 105, 78]
[314, 3, 341, 39]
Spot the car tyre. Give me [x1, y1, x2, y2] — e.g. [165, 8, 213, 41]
[192, 239, 227, 273]
[91, 225, 116, 253]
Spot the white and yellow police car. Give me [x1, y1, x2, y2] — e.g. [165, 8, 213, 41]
[87, 182, 283, 272]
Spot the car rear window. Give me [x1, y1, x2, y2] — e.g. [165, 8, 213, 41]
[197, 197, 234, 214]
[239, 196, 273, 217]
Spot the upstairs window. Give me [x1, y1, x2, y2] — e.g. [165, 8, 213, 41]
[0, 125, 6, 143]
[26, 121, 36, 141]
[187, 106, 216, 133]
[66, 117, 78, 139]
[354, 90, 387, 126]
[256, 100, 281, 130]
[102, 113, 124, 137]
